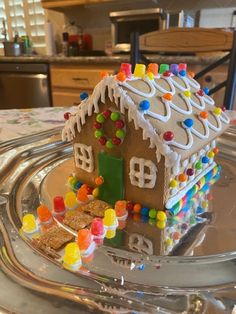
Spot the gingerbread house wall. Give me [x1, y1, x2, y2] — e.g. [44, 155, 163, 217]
[73, 98, 166, 210]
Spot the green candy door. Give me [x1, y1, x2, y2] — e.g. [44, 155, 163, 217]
[98, 152, 124, 205]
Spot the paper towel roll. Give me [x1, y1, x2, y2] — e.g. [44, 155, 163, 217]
[45, 20, 56, 56]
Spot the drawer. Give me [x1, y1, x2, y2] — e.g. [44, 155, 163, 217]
[52, 89, 92, 107]
[51, 67, 114, 89]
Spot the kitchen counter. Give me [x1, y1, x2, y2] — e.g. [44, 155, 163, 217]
[0, 54, 226, 65]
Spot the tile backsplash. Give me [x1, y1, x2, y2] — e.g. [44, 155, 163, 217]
[47, 0, 236, 52]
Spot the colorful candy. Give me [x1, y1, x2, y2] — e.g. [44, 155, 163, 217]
[77, 187, 89, 203]
[77, 229, 96, 262]
[186, 168, 194, 177]
[208, 151, 215, 159]
[156, 211, 167, 221]
[63, 242, 81, 270]
[200, 111, 208, 119]
[140, 207, 149, 216]
[37, 204, 52, 224]
[159, 64, 169, 74]
[183, 118, 194, 128]
[178, 173, 187, 182]
[80, 92, 88, 101]
[115, 200, 128, 219]
[133, 203, 141, 214]
[163, 93, 173, 101]
[91, 218, 105, 243]
[64, 191, 78, 209]
[64, 112, 71, 120]
[169, 179, 178, 188]
[147, 63, 158, 75]
[163, 131, 174, 141]
[147, 72, 154, 80]
[110, 112, 120, 121]
[149, 208, 157, 219]
[120, 63, 132, 77]
[103, 208, 118, 239]
[116, 71, 126, 82]
[139, 100, 150, 111]
[183, 90, 191, 98]
[22, 214, 38, 234]
[53, 196, 66, 215]
[170, 64, 178, 75]
[134, 64, 146, 78]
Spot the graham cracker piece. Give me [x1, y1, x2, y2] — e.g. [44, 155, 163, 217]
[63, 210, 93, 231]
[37, 226, 74, 251]
[79, 200, 111, 217]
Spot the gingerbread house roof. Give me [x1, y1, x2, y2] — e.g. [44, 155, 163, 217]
[62, 68, 229, 168]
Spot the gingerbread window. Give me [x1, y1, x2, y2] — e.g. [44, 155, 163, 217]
[74, 143, 94, 173]
[129, 157, 157, 188]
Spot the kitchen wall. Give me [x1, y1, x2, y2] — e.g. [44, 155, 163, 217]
[47, 0, 236, 52]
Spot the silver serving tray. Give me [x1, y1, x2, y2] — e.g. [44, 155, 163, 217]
[0, 127, 236, 313]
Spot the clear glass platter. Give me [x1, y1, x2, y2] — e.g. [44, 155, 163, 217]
[0, 127, 236, 313]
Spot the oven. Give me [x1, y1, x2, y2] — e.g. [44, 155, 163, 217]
[0, 63, 52, 109]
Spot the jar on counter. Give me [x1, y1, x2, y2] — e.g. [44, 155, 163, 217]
[68, 41, 79, 56]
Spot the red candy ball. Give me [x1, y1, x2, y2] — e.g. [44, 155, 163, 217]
[112, 137, 121, 145]
[197, 89, 204, 97]
[163, 131, 174, 141]
[87, 186, 93, 194]
[126, 201, 134, 212]
[64, 112, 71, 120]
[221, 105, 226, 112]
[103, 109, 111, 118]
[115, 119, 125, 129]
[163, 70, 171, 77]
[99, 136, 107, 145]
[93, 122, 102, 129]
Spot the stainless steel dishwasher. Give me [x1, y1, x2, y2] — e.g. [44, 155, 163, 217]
[0, 63, 52, 109]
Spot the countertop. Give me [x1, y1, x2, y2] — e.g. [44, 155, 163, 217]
[0, 54, 226, 65]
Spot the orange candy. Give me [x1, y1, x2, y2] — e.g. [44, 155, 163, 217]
[172, 232, 181, 240]
[178, 173, 187, 182]
[133, 213, 141, 222]
[94, 176, 104, 186]
[200, 111, 208, 119]
[115, 200, 127, 217]
[163, 93, 173, 101]
[77, 188, 88, 202]
[77, 229, 93, 251]
[116, 71, 126, 82]
[213, 147, 219, 155]
[133, 203, 141, 213]
[37, 204, 52, 223]
[100, 71, 109, 79]
[147, 63, 158, 76]
[188, 71, 195, 78]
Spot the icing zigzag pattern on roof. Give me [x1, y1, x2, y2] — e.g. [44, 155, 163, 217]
[62, 64, 229, 168]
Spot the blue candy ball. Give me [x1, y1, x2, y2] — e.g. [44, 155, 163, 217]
[139, 100, 150, 111]
[141, 207, 149, 216]
[203, 87, 209, 95]
[183, 118, 194, 128]
[75, 181, 83, 189]
[80, 92, 89, 100]
[179, 70, 186, 77]
[202, 156, 209, 164]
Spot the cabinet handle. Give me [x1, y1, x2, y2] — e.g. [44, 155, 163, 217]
[72, 77, 89, 83]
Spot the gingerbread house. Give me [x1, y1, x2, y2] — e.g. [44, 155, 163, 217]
[62, 63, 229, 214]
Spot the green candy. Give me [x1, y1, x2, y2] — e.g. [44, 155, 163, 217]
[148, 218, 156, 226]
[106, 139, 114, 149]
[116, 129, 126, 139]
[70, 177, 77, 188]
[94, 129, 104, 138]
[149, 208, 157, 219]
[195, 161, 202, 170]
[110, 112, 120, 121]
[190, 215, 196, 225]
[96, 113, 105, 123]
[159, 64, 169, 74]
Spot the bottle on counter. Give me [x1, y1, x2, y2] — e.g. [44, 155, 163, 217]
[62, 32, 69, 57]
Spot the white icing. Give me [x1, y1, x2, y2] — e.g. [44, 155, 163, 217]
[165, 161, 216, 209]
[190, 154, 197, 163]
[74, 143, 94, 173]
[129, 157, 157, 189]
[181, 159, 189, 168]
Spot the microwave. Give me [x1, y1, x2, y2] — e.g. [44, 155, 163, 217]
[110, 8, 167, 53]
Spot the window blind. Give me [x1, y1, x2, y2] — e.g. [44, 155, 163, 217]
[0, 0, 45, 49]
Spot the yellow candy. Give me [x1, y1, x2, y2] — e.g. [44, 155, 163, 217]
[147, 72, 154, 80]
[183, 90, 191, 98]
[134, 64, 146, 78]
[63, 242, 81, 266]
[103, 208, 116, 227]
[213, 107, 222, 115]
[156, 220, 166, 230]
[106, 229, 116, 239]
[64, 191, 77, 209]
[22, 214, 38, 233]
[201, 201, 208, 209]
[156, 211, 167, 221]
[92, 187, 99, 198]
[169, 179, 178, 188]
[165, 238, 173, 246]
[208, 151, 215, 159]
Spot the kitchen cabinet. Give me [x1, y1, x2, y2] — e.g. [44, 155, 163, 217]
[50, 64, 115, 106]
[41, 0, 113, 10]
